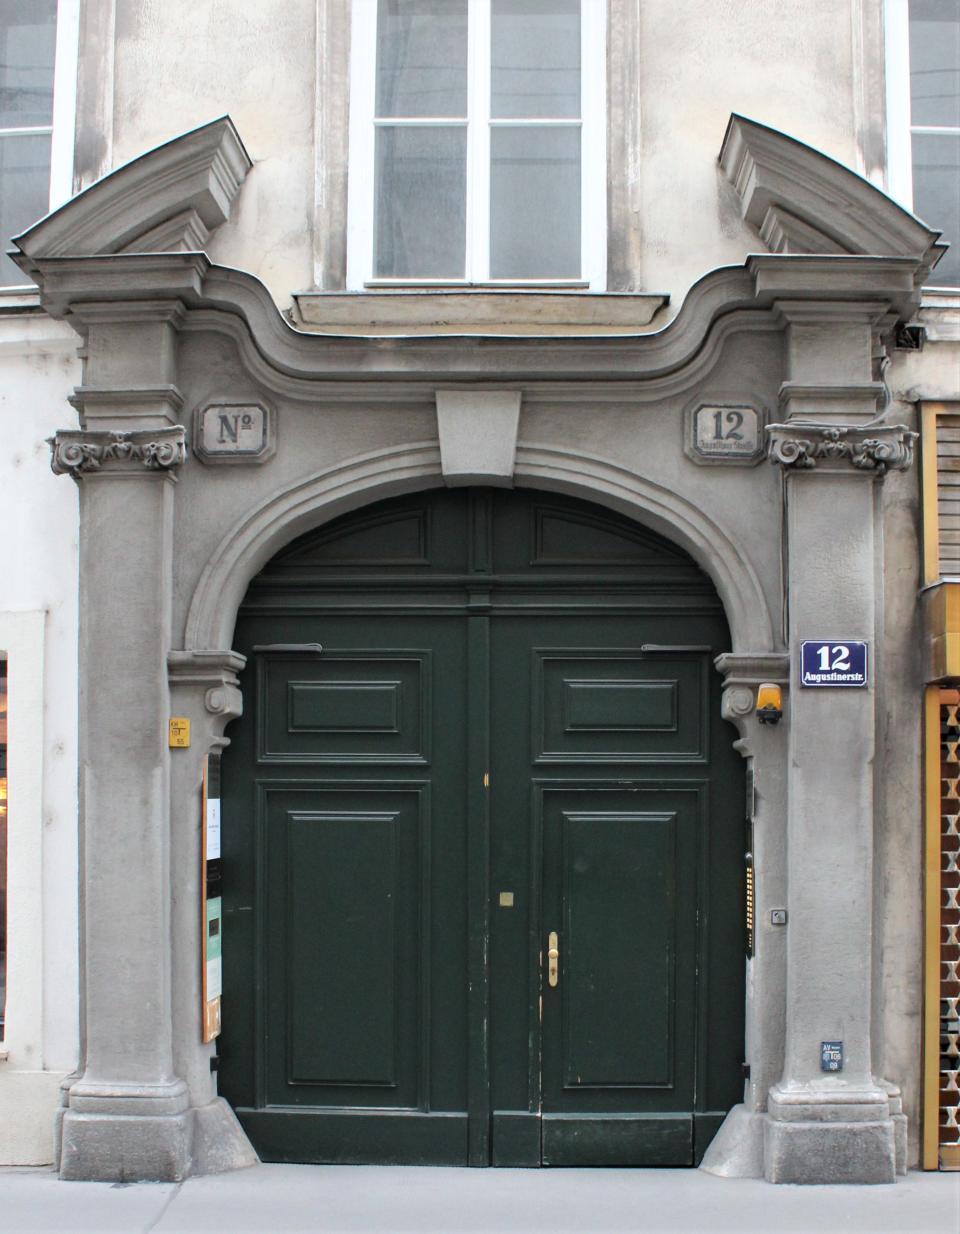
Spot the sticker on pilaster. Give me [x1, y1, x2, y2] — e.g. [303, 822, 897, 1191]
[821, 1041, 844, 1072]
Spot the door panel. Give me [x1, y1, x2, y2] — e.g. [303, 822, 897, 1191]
[257, 650, 430, 764]
[534, 651, 708, 762]
[541, 787, 700, 1101]
[269, 789, 420, 1098]
[558, 809, 678, 1089]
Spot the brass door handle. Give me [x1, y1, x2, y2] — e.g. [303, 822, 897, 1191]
[547, 931, 559, 988]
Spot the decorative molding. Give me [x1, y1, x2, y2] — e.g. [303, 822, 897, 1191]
[715, 651, 790, 752]
[183, 440, 776, 657]
[714, 651, 790, 686]
[777, 382, 886, 421]
[720, 115, 946, 285]
[11, 117, 251, 276]
[767, 421, 917, 475]
[68, 385, 185, 426]
[49, 426, 187, 478]
[721, 686, 756, 725]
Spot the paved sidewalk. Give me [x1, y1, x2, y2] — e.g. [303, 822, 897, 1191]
[0, 1164, 956, 1234]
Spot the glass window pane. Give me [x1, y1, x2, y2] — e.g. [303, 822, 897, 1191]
[490, 125, 580, 277]
[909, 0, 960, 128]
[0, 132, 51, 284]
[375, 126, 466, 277]
[0, 0, 57, 128]
[913, 132, 960, 286]
[376, 0, 467, 118]
[491, 0, 580, 119]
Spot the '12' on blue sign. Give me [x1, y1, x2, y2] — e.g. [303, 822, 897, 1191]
[800, 641, 868, 688]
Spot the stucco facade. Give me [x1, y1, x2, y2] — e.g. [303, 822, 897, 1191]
[1, 0, 958, 1187]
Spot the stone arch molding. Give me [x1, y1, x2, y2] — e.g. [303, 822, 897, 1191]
[183, 440, 777, 656]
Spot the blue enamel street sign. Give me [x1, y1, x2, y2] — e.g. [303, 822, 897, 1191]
[800, 641, 869, 688]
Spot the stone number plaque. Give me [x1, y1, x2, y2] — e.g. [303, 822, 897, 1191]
[194, 401, 274, 465]
[690, 404, 761, 464]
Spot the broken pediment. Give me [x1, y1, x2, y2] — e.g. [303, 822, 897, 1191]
[720, 114, 946, 284]
[11, 116, 251, 279]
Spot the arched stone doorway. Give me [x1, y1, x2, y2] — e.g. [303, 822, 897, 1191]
[218, 486, 746, 1166]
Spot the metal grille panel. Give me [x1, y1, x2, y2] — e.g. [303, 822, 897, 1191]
[939, 701, 960, 1159]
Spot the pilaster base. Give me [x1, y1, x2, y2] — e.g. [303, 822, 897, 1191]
[191, 1099, 259, 1175]
[698, 1104, 764, 1178]
[59, 1108, 194, 1182]
[763, 1116, 896, 1184]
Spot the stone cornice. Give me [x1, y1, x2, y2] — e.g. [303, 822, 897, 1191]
[168, 650, 246, 733]
[68, 385, 185, 425]
[49, 426, 187, 478]
[714, 652, 790, 750]
[766, 421, 916, 475]
[714, 652, 790, 687]
[777, 382, 887, 423]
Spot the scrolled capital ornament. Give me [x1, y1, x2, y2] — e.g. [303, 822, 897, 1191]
[767, 421, 916, 476]
[49, 426, 188, 479]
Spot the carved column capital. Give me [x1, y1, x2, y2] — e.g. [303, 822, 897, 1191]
[766, 421, 916, 476]
[49, 426, 187, 479]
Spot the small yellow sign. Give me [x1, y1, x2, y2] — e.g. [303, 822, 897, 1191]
[169, 717, 191, 748]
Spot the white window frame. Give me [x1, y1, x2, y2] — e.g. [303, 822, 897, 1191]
[884, 0, 960, 292]
[0, 0, 80, 293]
[347, 0, 607, 291]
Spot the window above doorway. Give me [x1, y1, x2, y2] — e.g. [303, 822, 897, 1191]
[347, 0, 607, 291]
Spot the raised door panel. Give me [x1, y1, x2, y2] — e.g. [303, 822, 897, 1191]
[286, 810, 404, 1088]
[264, 785, 424, 1109]
[559, 810, 676, 1089]
[533, 651, 708, 763]
[257, 651, 430, 764]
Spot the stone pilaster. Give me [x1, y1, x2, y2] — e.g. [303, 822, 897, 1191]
[700, 653, 789, 1179]
[166, 650, 259, 1176]
[51, 426, 193, 1181]
[762, 418, 915, 1184]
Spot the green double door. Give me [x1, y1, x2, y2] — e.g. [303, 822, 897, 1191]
[220, 489, 745, 1167]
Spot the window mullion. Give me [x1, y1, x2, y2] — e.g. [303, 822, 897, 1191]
[347, 0, 378, 288]
[466, 0, 491, 281]
[581, 0, 607, 289]
[884, 0, 913, 207]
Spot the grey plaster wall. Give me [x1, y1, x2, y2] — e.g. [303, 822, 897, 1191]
[88, 0, 874, 310]
[108, 0, 317, 300]
[169, 326, 786, 650]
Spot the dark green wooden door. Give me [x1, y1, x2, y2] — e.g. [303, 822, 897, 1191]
[220, 489, 744, 1167]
